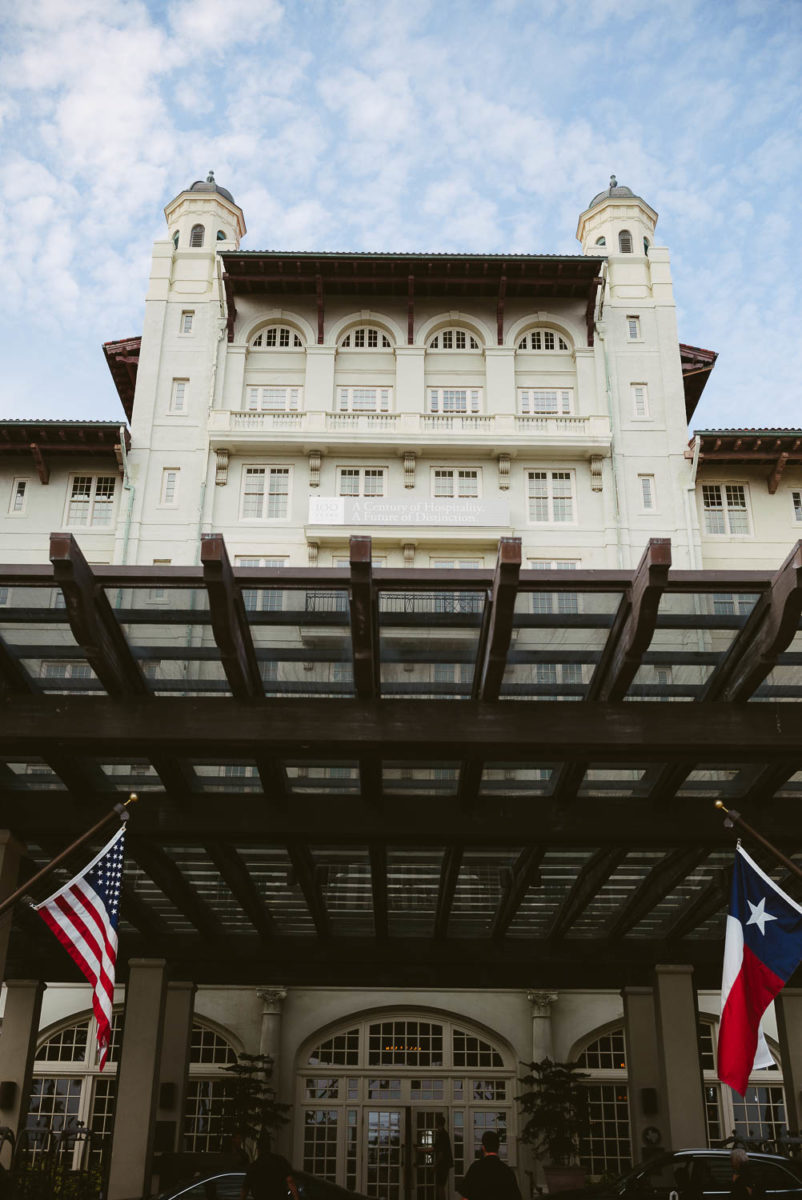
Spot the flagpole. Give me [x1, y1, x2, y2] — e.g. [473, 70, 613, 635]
[0, 793, 138, 922]
[715, 800, 802, 882]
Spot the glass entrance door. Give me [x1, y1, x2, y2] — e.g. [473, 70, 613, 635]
[412, 1108, 448, 1200]
[365, 1108, 404, 1200]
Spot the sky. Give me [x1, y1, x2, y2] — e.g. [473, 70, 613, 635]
[0, 0, 800, 430]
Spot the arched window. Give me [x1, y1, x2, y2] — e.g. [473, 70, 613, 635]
[300, 1013, 514, 1191]
[698, 1017, 786, 1146]
[251, 325, 304, 349]
[190, 224, 205, 248]
[595, 236, 606, 247]
[427, 328, 480, 350]
[618, 229, 633, 253]
[517, 327, 570, 351]
[183, 1021, 240, 1153]
[216, 229, 226, 241]
[576, 1027, 630, 1175]
[172, 231, 179, 249]
[339, 326, 392, 349]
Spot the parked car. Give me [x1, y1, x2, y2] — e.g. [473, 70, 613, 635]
[566, 1149, 802, 1200]
[154, 1168, 371, 1199]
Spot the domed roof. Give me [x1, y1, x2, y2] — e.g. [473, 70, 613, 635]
[188, 170, 235, 205]
[588, 175, 639, 208]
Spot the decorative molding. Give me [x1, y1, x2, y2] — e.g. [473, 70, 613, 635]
[527, 990, 559, 1018]
[307, 541, 319, 567]
[257, 987, 287, 1014]
[308, 450, 322, 488]
[403, 452, 416, 489]
[403, 543, 416, 567]
[590, 455, 604, 492]
[215, 448, 229, 487]
[498, 453, 511, 490]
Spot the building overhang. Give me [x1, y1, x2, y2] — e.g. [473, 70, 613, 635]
[103, 336, 141, 421]
[0, 421, 129, 483]
[220, 251, 604, 349]
[680, 343, 718, 421]
[692, 428, 802, 493]
[2, 533, 801, 988]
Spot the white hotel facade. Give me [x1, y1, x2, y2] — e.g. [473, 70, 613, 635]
[1, 173, 801, 1198]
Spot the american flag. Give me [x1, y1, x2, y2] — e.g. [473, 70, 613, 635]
[33, 825, 125, 1070]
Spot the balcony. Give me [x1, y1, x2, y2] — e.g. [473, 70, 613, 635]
[208, 409, 612, 457]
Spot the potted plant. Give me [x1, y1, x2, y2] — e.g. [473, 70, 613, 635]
[518, 1057, 589, 1192]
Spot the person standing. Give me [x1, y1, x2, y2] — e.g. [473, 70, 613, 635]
[433, 1114, 454, 1200]
[239, 1146, 300, 1200]
[460, 1130, 522, 1200]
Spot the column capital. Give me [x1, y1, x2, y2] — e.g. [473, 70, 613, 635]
[257, 987, 287, 1014]
[527, 990, 558, 1017]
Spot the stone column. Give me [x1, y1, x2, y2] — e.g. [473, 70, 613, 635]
[0, 832, 24, 982]
[653, 965, 706, 1149]
[623, 986, 666, 1156]
[155, 982, 196, 1154]
[527, 990, 558, 1062]
[0, 980, 45, 1154]
[107, 958, 167, 1200]
[775, 989, 802, 1133]
[257, 988, 287, 1093]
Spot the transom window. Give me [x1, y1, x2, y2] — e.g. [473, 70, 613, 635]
[518, 389, 573, 415]
[527, 470, 575, 523]
[337, 387, 392, 413]
[578, 1029, 627, 1070]
[517, 329, 569, 351]
[702, 483, 750, 536]
[340, 327, 392, 349]
[427, 328, 480, 350]
[251, 326, 303, 348]
[432, 469, 479, 499]
[66, 475, 116, 527]
[338, 468, 386, 498]
[241, 466, 290, 520]
[428, 388, 482, 414]
[246, 386, 302, 412]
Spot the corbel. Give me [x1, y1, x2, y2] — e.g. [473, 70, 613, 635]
[590, 455, 604, 492]
[403, 452, 416, 489]
[308, 450, 322, 488]
[497, 454, 511, 490]
[215, 448, 229, 487]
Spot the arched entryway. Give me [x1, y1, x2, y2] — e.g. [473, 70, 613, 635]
[295, 1009, 516, 1199]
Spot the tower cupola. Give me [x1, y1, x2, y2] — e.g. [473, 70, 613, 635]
[164, 170, 246, 252]
[576, 175, 657, 257]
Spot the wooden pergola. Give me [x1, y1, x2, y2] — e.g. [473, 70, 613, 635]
[1, 534, 801, 988]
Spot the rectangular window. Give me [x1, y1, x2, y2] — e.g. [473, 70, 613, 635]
[9, 478, 28, 514]
[527, 470, 575, 523]
[180, 311, 194, 334]
[337, 387, 392, 413]
[518, 389, 573, 415]
[66, 475, 117, 527]
[149, 559, 171, 603]
[170, 379, 188, 413]
[639, 474, 655, 510]
[528, 559, 579, 614]
[791, 490, 802, 522]
[626, 315, 641, 340]
[246, 386, 302, 412]
[160, 469, 179, 506]
[702, 483, 750, 536]
[241, 467, 290, 520]
[631, 384, 649, 418]
[428, 388, 482, 414]
[338, 468, 387, 498]
[432, 469, 480, 499]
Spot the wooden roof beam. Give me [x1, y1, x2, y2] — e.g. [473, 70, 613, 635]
[434, 845, 462, 940]
[704, 539, 802, 702]
[474, 538, 521, 701]
[768, 452, 790, 494]
[548, 847, 626, 942]
[129, 839, 223, 943]
[30, 444, 49, 485]
[287, 843, 330, 938]
[350, 536, 381, 803]
[0, 633, 34, 693]
[49, 533, 148, 698]
[492, 845, 544, 940]
[206, 842, 277, 942]
[664, 869, 729, 941]
[606, 847, 708, 940]
[201, 533, 264, 700]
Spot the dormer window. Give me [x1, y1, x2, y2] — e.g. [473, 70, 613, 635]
[517, 328, 569, 351]
[339, 327, 392, 349]
[190, 224, 205, 248]
[618, 229, 633, 253]
[251, 326, 304, 348]
[427, 328, 480, 350]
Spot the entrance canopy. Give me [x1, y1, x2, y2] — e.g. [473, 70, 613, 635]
[1, 534, 801, 987]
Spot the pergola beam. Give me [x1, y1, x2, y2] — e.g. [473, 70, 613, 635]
[130, 840, 223, 943]
[474, 538, 521, 701]
[663, 870, 730, 942]
[606, 847, 708, 940]
[370, 843, 389, 939]
[492, 845, 544, 939]
[548, 847, 626, 941]
[287, 843, 329, 938]
[350, 536, 381, 803]
[205, 842, 277, 941]
[201, 534, 264, 700]
[434, 846, 462, 939]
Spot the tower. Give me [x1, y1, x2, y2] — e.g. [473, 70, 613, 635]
[163, 170, 246, 252]
[575, 175, 657, 259]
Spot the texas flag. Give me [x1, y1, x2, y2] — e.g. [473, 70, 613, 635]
[718, 843, 802, 1096]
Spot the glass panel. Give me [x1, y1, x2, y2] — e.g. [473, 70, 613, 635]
[303, 1109, 338, 1182]
[366, 1110, 403, 1200]
[580, 1083, 631, 1175]
[236, 847, 316, 935]
[507, 849, 595, 937]
[379, 586, 485, 699]
[503, 589, 622, 700]
[368, 1022, 444, 1068]
[314, 847, 374, 936]
[449, 850, 519, 937]
[383, 764, 460, 796]
[578, 1029, 627, 1070]
[387, 848, 443, 937]
[571, 851, 664, 936]
[183, 1078, 234, 1152]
